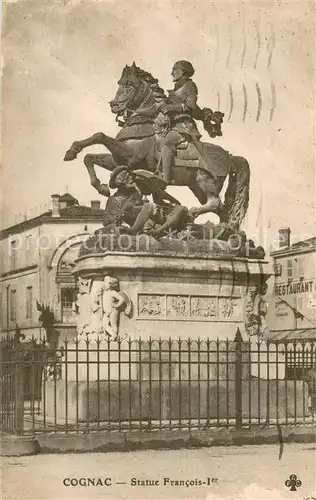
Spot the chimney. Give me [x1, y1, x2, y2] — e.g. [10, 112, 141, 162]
[51, 194, 60, 218]
[279, 227, 291, 249]
[90, 200, 101, 210]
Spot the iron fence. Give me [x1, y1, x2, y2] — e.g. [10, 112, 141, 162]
[1, 330, 315, 436]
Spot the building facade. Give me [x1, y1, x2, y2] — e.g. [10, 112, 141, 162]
[0, 193, 104, 340]
[267, 228, 316, 341]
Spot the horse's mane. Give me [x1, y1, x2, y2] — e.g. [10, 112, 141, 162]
[134, 65, 166, 103]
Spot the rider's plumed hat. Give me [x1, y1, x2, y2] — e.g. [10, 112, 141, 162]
[109, 165, 131, 189]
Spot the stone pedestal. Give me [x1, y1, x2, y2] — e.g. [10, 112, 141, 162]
[73, 241, 272, 341]
[44, 242, 274, 424]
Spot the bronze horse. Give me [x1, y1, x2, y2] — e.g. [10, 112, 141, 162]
[64, 63, 250, 228]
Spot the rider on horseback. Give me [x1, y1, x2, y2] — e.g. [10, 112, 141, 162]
[123, 60, 224, 184]
[158, 60, 202, 183]
[64, 61, 251, 232]
[156, 60, 224, 184]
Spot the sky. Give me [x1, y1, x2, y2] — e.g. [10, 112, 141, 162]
[2, 0, 315, 250]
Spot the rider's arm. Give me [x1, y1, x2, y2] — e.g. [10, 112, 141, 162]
[159, 81, 203, 119]
[182, 81, 204, 120]
[183, 97, 204, 120]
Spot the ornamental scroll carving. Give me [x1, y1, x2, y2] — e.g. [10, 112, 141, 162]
[244, 283, 268, 337]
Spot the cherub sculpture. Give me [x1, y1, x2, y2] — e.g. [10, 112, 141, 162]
[102, 276, 127, 340]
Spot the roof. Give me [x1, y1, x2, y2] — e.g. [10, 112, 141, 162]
[291, 236, 316, 249]
[59, 193, 79, 204]
[271, 236, 316, 257]
[1, 204, 105, 239]
[59, 205, 104, 217]
[265, 328, 316, 341]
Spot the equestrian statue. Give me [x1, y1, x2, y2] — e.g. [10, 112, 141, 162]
[64, 61, 250, 235]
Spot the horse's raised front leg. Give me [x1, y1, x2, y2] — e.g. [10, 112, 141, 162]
[64, 132, 133, 162]
[84, 153, 117, 196]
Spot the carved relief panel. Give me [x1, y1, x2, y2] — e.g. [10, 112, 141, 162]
[218, 297, 242, 321]
[166, 295, 190, 318]
[190, 296, 217, 319]
[138, 294, 165, 318]
[137, 293, 242, 321]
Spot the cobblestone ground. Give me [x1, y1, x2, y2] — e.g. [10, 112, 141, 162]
[2, 443, 316, 500]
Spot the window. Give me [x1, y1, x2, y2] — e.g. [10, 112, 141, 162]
[25, 235, 33, 266]
[273, 262, 282, 277]
[10, 240, 17, 270]
[298, 257, 305, 278]
[61, 288, 77, 323]
[26, 286, 33, 319]
[10, 289, 17, 322]
[287, 259, 293, 280]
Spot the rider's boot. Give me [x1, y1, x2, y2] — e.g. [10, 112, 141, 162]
[161, 146, 175, 184]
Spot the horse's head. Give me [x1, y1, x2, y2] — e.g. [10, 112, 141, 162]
[110, 63, 143, 116]
[110, 63, 165, 120]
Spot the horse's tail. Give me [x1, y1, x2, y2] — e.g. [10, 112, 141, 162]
[221, 156, 250, 229]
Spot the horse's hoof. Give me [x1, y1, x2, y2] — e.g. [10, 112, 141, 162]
[98, 184, 111, 197]
[64, 149, 77, 161]
[188, 208, 199, 219]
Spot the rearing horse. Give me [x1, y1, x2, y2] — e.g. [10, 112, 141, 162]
[64, 63, 250, 228]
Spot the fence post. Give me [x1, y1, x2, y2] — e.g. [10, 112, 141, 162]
[14, 346, 25, 435]
[0, 334, 40, 457]
[234, 328, 243, 429]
